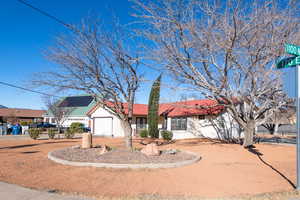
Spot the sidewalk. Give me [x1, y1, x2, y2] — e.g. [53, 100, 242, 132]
[0, 181, 94, 200]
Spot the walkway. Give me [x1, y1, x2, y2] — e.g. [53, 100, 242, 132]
[0, 181, 93, 200]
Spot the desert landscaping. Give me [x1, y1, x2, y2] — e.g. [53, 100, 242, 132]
[1, 1, 300, 199]
[0, 137, 297, 199]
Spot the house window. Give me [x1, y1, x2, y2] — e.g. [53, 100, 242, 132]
[136, 117, 147, 129]
[51, 118, 55, 123]
[45, 118, 49, 123]
[171, 117, 187, 130]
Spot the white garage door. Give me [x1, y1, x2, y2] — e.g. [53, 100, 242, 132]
[94, 117, 113, 136]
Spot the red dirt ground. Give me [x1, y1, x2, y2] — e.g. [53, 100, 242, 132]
[0, 137, 296, 199]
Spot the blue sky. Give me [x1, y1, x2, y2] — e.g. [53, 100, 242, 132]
[0, 0, 296, 110]
[0, 0, 160, 109]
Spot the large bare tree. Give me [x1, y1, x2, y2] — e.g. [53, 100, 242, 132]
[34, 19, 142, 148]
[133, 0, 300, 147]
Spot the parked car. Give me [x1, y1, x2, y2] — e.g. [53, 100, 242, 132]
[29, 122, 56, 129]
[83, 127, 91, 132]
[39, 122, 56, 128]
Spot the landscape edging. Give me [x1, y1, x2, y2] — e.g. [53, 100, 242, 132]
[48, 149, 201, 169]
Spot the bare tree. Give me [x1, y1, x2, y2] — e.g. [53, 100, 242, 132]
[262, 102, 296, 135]
[44, 96, 73, 137]
[133, 0, 300, 147]
[34, 18, 142, 148]
[208, 114, 241, 143]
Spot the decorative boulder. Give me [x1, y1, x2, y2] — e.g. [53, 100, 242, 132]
[140, 138, 152, 145]
[81, 132, 92, 149]
[140, 138, 165, 146]
[141, 143, 160, 156]
[71, 145, 81, 149]
[100, 145, 109, 154]
[93, 144, 101, 148]
[164, 149, 177, 155]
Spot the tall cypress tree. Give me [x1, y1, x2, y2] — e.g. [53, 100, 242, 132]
[148, 75, 161, 138]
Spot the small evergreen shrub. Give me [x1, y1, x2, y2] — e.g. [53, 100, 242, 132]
[20, 121, 30, 126]
[161, 130, 173, 141]
[28, 128, 41, 140]
[139, 129, 148, 138]
[48, 128, 57, 139]
[64, 128, 75, 139]
[70, 122, 84, 133]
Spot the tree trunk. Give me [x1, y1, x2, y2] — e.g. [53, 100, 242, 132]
[274, 123, 279, 135]
[57, 125, 61, 139]
[122, 120, 132, 149]
[243, 121, 255, 148]
[124, 92, 134, 149]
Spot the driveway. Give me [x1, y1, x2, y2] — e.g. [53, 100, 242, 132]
[258, 136, 296, 145]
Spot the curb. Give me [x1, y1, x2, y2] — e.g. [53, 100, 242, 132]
[48, 149, 201, 169]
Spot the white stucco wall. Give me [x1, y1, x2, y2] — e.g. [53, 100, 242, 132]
[166, 113, 240, 139]
[165, 116, 210, 139]
[89, 106, 240, 140]
[90, 107, 127, 137]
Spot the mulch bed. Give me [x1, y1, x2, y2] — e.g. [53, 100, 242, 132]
[51, 146, 196, 164]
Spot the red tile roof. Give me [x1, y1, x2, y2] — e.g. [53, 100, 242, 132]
[159, 99, 224, 117]
[88, 99, 224, 117]
[0, 108, 45, 118]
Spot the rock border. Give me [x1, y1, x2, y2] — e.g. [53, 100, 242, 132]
[48, 148, 201, 169]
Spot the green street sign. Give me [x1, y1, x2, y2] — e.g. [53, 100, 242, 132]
[285, 43, 300, 56]
[276, 56, 300, 69]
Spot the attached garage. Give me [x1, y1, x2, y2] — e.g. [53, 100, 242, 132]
[93, 117, 113, 136]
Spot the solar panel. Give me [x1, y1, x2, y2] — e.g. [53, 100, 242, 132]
[59, 96, 93, 107]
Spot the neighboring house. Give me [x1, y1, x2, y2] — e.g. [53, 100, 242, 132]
[257, 106, 296, 135]
[87, 99, 237, 139]
[0, 108, 45, 123]
[43, 95, 96, 128]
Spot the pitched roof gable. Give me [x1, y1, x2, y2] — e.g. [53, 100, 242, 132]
[44, 95, 96, 117]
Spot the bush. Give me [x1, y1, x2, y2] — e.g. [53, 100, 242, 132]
[139, 129, 148, 138]
[69, 122, 84, 133]
[48, 128, 57, 139]
[28, 128, 41, 140]
[64, 128, 75, 139]
[20, 121, 31, 126]
[161, 130, 173, 141]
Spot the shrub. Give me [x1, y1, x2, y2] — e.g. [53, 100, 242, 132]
[139, 129, 148, 138]
[69, 122, 84, 133]
[20, 121, 29, 126]
[64, 128, 75, 139]
[28, 128, 41, 140]
[48, 128, 57, 139]
[161, 130, 173, 141]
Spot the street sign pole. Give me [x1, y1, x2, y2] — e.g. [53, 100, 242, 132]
[297, 65, 300, 190]
[277, 43, 300, 190]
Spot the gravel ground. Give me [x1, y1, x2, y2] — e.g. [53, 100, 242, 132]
[51, 147, 196, 164]
[0, 138, 296, 199]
